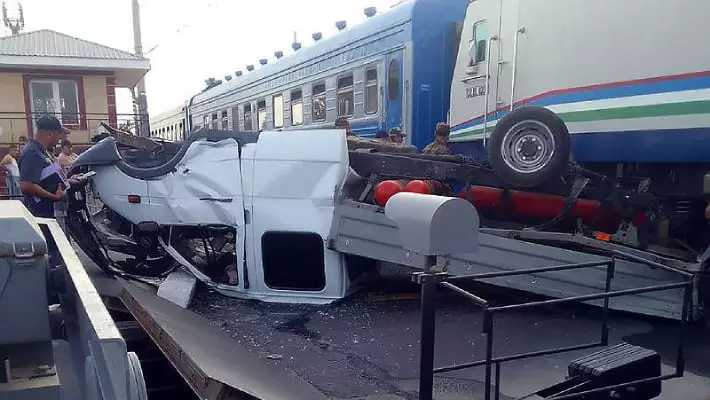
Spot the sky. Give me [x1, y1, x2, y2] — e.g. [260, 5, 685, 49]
[8, 0, 402, 116]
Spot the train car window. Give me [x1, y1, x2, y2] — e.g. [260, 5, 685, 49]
[257, 100, 267, 130]
[388, 60, 400, 101]
[243, 103, 253, 131]
[365, 69, 378, 115]
[312, 83, 326, 122]
[337, 75, 354, 117]
[469, 20, 488, 66]
[291, 90, 303, 126]
[273, 94, 284, 128]
[221, 110, 229, 130]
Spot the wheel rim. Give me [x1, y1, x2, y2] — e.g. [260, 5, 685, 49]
[500, 120, 556, 174]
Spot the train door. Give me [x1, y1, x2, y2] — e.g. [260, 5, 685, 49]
[385, 50, 404, 131]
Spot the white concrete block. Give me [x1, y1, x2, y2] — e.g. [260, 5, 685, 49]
[157, 269, 197, 308]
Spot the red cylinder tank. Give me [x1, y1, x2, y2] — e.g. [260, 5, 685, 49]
[404, 180, 432, 194]
[374, 180, 406, 206]
[458, 186, 619, 228]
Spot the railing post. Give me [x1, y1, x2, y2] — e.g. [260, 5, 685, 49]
[601, 258, 615, 346]
[676, 283, 692, 376]
[484, 311, 494, 400]
[416, 255, 440, 400]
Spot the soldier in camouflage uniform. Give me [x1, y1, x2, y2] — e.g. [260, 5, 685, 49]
[388, 127, 406, 145]
[422, 123, 451, 155]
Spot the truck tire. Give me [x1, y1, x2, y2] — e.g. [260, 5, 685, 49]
[487, 106, 571, 188]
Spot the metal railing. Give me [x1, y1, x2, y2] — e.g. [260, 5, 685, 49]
[414, 257, 694, 400]
[0, 110, 145, 195]
[0, 111, 147, 144]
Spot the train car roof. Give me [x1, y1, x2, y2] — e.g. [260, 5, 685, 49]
[190, 0, 418, 106]
[150, 104, 186, 123]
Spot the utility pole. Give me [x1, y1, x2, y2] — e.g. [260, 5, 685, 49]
[2, 1, 25, 35]
[132, 0, 150, 137]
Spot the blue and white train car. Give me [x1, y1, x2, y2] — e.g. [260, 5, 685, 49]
[186, 0, 469, 150]
[150, 104, 186, 142]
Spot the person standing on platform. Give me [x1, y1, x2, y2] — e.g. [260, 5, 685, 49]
[1, 144, 21, 198]
[18, 115, 70, 219]
[18, 115, 71, 275]
[17, 135, 27, 151]
[57, 139, 78, 177]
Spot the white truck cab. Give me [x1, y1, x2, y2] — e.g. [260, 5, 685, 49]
[449, 0, 710, 188]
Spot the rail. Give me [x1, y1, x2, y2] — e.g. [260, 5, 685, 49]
[414, 257, 693, 400]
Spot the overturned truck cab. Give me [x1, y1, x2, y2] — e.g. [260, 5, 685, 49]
[68, 128, 353, 304]
[64, 125, 709, 322]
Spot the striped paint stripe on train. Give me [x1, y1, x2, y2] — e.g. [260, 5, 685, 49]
[450, 71, 710, 141]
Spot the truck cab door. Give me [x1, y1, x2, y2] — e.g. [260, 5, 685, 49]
[450, 0, 504, 146]
[146, 139, 247, 288]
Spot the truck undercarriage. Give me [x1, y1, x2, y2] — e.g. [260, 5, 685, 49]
[64, 124, 710, 322]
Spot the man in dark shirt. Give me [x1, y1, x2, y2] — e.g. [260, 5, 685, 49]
[19, 115, 71, 218]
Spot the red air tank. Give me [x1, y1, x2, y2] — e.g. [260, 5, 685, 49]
[374, 180, 407, 206]
[458, 186, 620, 229]
[404, 180, 432, 194]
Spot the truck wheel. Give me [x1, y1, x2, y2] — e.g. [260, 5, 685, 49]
[487, 106, 571, 188]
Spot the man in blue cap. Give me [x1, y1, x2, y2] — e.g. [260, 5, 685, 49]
[375, 129, 390, 142]
[18, 115, 71, 218]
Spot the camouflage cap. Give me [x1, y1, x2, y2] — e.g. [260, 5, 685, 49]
[389, 127, 406, 136]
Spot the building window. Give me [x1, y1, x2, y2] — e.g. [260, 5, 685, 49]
[312, 83, 326, 122]
[221, 110, 229, 130]
[243, 103, 253, 131]
[364, 68, 378, 115]
[257, 100, 267, 130]
[337, 75, 354, 117]
[388, 60, 400, 101]
[211, 113, 218, 129]
[291, 89, 303, 126]
[203, 115, 209, 128]
[469, 20, 488, 66]
[273, 94, 284, 128]
[29, 79, 80, 128]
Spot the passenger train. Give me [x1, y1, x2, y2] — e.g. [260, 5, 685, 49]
[150, 0, 470, 150]
[149, 104, 186, 142]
